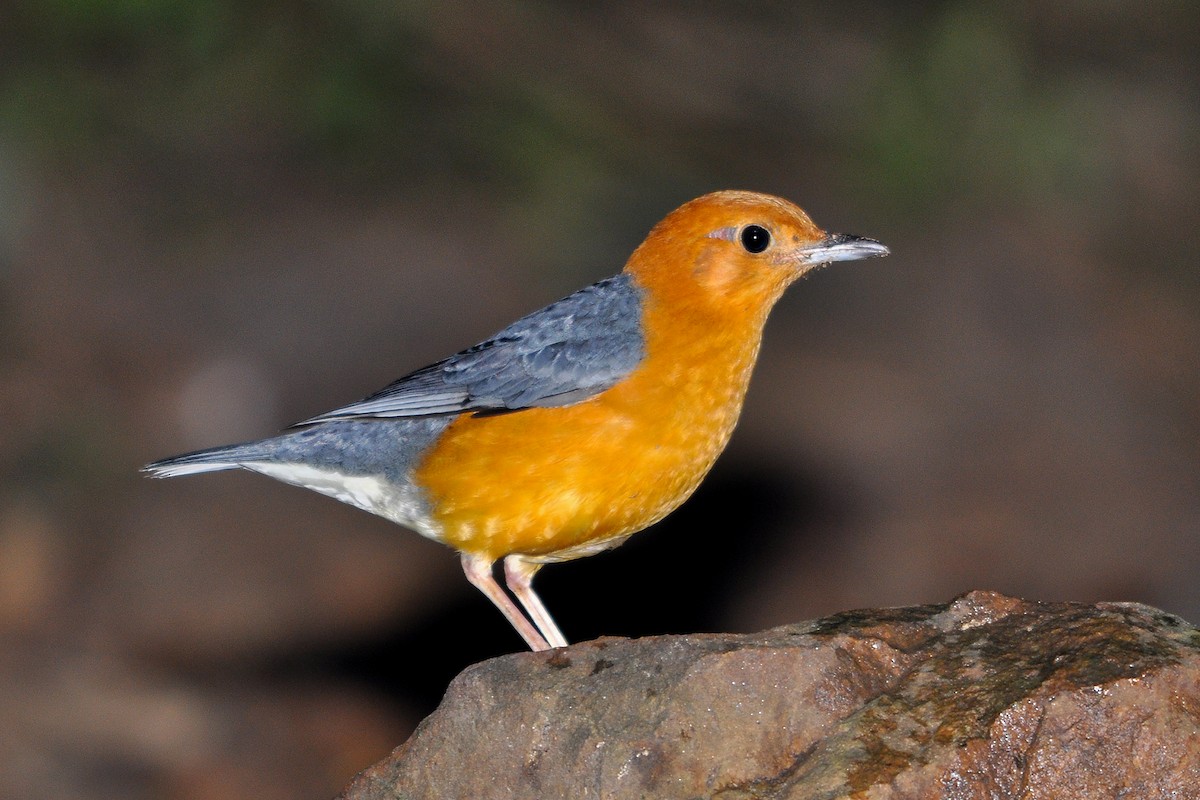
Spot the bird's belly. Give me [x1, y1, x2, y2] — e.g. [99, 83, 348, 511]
[413, 387, 742, 561]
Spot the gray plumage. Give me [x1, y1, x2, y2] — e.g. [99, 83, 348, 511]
[300, 272, 646, 423]
[142, 417, 454, 536]
[143, 417, 452, 481]
[142, 272, 646, 484]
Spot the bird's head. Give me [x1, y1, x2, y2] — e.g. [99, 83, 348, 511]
[625, 190, 889, 315]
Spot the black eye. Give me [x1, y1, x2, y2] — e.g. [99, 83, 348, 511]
[740, 224, 771, 254]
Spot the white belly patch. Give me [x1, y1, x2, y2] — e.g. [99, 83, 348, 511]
[246, 462, 444, 542]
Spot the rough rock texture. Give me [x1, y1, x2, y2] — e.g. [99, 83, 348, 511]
[339, 592, 1200, 799]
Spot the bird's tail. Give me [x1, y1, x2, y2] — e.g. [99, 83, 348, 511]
[142, 441, 277, 478]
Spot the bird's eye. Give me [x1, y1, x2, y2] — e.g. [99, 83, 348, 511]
[740, 225, 771, 254]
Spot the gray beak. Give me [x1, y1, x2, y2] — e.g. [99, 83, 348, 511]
[799, 233, 890, 265]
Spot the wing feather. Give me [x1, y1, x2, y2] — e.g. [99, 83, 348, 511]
[299, 273, 645, 424]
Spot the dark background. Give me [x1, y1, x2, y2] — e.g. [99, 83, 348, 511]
[2, 2, 1198, 798]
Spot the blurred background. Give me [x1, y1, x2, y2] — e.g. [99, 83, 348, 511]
[1, 1, 1198, 797]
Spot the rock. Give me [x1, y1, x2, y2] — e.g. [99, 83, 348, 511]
[338, 591, 1200, 799]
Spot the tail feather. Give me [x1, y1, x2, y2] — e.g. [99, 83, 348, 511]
[144, 417, 453, 483]
[142, 442, 275, 478]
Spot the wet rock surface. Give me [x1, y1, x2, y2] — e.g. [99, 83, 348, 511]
[340, 591, 1200, 799]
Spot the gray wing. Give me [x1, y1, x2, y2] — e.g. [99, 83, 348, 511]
[299, 273, 646, 424]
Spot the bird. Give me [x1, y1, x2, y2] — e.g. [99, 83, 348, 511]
[143, 190, 889, 651]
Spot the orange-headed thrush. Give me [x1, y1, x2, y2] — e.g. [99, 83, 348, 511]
[144, 190, 890, 650]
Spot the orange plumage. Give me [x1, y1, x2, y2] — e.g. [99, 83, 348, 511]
[420, 193, 823, 558]
[145, 190, 889, 651]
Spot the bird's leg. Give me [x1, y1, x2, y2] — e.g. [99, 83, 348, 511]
[461, 552, 550, 651]
[504, 555, 568, 649]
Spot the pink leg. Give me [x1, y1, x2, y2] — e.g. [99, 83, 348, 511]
[461, 553, 550, 651]
[504, 555, 568, 649]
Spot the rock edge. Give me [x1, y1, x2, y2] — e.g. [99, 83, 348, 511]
[339, 591, 1200, 799]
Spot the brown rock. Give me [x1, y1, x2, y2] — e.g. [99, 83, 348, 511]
[339, 592, 1200, 799]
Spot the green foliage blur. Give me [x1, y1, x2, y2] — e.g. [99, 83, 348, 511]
[4, 2, 1154, 212]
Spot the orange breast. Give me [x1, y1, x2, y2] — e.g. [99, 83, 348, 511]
[412, 297, 770, 562]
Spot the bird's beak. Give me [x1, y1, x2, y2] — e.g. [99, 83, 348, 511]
[798, 233, 890, 265]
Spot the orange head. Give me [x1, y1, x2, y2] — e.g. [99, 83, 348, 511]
[623, 190, 888, 323]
